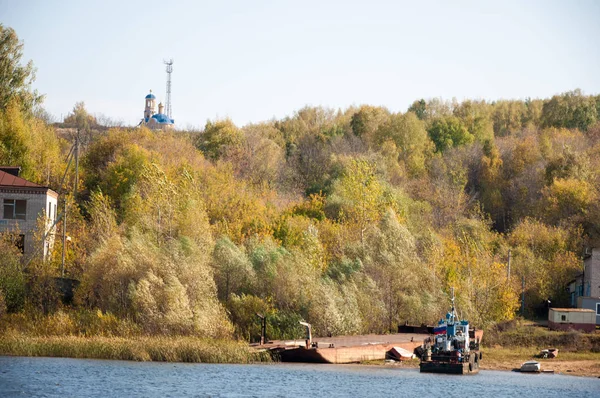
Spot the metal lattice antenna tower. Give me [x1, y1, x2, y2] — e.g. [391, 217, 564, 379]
[164, 59, 173, 119]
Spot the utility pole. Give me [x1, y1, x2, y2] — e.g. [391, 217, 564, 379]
[521, 276, 525, 317]
[61, 199, 66, 278]
[74, 130, 79, 200]
[581, 255, 586, 298]
[507, 249, 511, 281]
[60, 129, 79, 278]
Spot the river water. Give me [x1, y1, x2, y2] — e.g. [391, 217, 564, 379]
[0, 356, 599, 397]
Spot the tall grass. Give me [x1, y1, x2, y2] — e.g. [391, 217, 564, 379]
[0, 310, 141, 337]
[0, 310, 271, 363]
[0, 334, 271, 363]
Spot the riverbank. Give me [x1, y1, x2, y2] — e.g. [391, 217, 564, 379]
[481, 319, 600, 377]
[1, 335, 599, 377]
[1, 314, 598, 376]
[482, 347, 600, 377]
[362, 348, 600, 378]
[0, 334, 271, 364]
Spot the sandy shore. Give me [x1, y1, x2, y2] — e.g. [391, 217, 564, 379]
[481, 358, 600, 378]
[368, 352, 600, 378]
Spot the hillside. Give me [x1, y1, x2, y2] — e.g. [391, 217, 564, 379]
[2, 24, 600, 340]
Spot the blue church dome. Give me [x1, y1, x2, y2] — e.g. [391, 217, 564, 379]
[145, 93, 156, 99]
[151, 113, 174, 124]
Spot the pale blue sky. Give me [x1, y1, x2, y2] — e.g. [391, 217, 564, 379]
[1, 0, 599, 128]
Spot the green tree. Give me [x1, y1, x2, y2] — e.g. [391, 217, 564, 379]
[408, 98, 454, 121]
[407, 99, 427, 120]
[453, 100, 494, 142]
[0, 235, 26, 313]
[541, 89, 597, 131]
[0, 25, 43, 111]
[0, 100, 30, 171]
[64, 102, 96, 129]
[492, 100, 526, 136]
[329, 159, 384, 244]
[375, 112, 432, 176]
[350, 105, 389, 143]
[542, 178, 596, 224]
[427, 116, 474, 152]
[197, 119, 243, 160]
[0, 99, 64, 185]
[212, 237, 255, 301]
[363, 210, 440, 331]
[226, 124, 285, 187]
[64, 101, 97, 147]
[478, 140, 505, 228]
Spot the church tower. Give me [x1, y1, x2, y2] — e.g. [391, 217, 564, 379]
[144, 90, 156, 120]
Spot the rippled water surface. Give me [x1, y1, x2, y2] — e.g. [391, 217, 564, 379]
[1, 356, 599, 397]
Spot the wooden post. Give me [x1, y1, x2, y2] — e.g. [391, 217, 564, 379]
[256, 313, 266, 345]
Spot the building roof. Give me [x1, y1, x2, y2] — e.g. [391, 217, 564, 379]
[0, 169, 44, 188]
[550, 308, 595, 312]
[145, 93, 156, 99]
[0, 169, 58, 198]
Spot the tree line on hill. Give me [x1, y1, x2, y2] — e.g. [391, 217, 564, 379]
[1, 24, 600, 340]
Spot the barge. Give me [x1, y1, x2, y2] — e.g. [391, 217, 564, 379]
[263, 333, 426, 364]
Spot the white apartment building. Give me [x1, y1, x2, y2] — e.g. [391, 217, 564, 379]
[0, 167, 58, 259]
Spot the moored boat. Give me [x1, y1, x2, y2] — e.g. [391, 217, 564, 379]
[419, 289, 482, 375]
[520, 361, 541, 373]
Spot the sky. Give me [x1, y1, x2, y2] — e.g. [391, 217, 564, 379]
[1, 0, 599, 128]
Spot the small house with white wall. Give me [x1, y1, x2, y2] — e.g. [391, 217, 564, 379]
[548, 308, 596, 333]
[0, 167, 58, 259]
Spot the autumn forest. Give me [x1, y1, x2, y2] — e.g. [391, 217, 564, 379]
[1, 25, 600, 341]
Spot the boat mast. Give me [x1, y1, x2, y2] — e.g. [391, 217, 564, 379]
[450, 287, 455, 323]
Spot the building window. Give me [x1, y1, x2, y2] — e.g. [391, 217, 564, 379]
[597, 303, 600, 316]
[561, 315, 566, 322]
[54, 204, 57, 221]
[3, 199, 26, 220]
